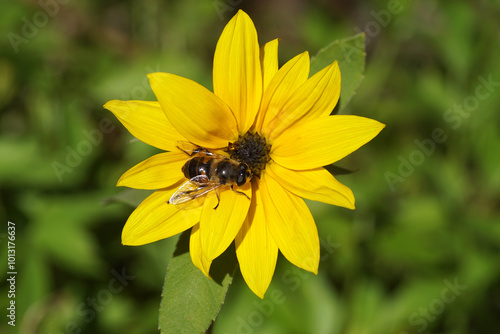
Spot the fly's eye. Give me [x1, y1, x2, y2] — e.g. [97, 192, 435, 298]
[236, 164, 248, 186]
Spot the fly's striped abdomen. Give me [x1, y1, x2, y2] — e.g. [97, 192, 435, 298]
[182, 156, 213, 181]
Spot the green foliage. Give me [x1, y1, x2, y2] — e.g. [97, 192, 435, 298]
[159, 231, 236, 334]
[310, 33, 366, 112]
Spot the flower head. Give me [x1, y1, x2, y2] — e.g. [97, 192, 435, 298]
[104, 10, 384, 298]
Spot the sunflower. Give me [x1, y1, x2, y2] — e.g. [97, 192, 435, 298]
[104, 10, 384, 298]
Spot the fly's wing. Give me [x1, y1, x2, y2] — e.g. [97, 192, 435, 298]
[169, 180, 201, 205]
[176, 141, 211, 156]
[168, 179, 221, 209]
[176, 140, 229, 158]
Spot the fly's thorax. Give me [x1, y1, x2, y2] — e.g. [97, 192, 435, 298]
[213, 159, 243, 185]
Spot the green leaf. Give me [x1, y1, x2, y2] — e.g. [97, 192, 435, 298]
[159, 230, 237, 334]
[325, 164, 358, 176]
[310, 33, 366, 112]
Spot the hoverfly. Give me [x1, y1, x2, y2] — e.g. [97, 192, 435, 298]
[168, 142, 252, 209]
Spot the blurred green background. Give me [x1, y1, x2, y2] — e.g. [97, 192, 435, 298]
[1, 0, 500, 333]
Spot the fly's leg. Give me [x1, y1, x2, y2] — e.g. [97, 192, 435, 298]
[177, 142, 213, 157]
[178, 147, 202, 156]
[230, 185, 250, 200]
[213, 189, 220, 210]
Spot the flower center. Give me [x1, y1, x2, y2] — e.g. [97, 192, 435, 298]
[228, 132, 271, 178]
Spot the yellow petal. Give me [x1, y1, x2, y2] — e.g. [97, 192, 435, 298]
[117, 151, 187, 190]
[213, 10, 262, 133]
[104, 100, 184, 151]
[254, 38, 280, 131]
[260, 38, 279, 93]
[148, 72, 238, 148]
[260, 172, 319, 274]
[258, 51, 310, 133]
[236, 180, 278, 298]
[190, 224, 212, 277]
[199, 181, 252, 261]
[267, 61, 341, 141]
[122, 185, 201, 246]
[267, 163, 355, 209]
[271, 115, 385, 170]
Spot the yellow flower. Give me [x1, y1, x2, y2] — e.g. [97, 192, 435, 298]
[104, 10, 384, 298]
